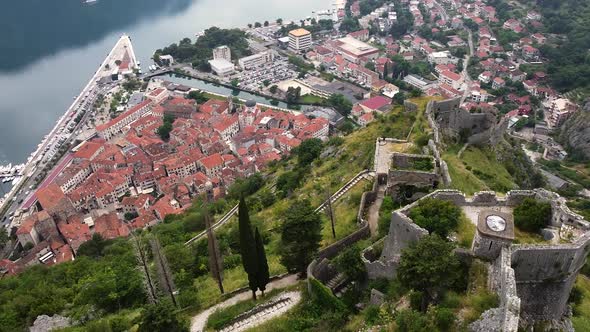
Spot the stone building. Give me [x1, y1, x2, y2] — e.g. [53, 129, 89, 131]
[472, 211, 514, 260]
[428, 98, 507, 145]
[362, 189, 590, 330]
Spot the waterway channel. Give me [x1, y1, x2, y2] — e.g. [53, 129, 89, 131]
[160, 74, 291, 109]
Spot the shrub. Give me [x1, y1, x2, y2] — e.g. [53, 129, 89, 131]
[513, 198, 552, 233]
[433, 307, 455, 331]
[334, 244, 366, 282]
[395, 309, 433, 331]
[363, 305, 380, 326]
[414, 133, 431, 147]
[409, 198, 462, 237]
[309, 279, 347, 313]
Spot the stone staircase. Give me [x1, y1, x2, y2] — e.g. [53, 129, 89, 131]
[315, 170, 375, 213]
[218, 292, 300, 332]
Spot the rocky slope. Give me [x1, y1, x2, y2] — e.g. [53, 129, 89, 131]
[558, 103, 590, 160]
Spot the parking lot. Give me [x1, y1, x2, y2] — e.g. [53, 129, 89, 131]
[246, 24, 281, 42]
[235, 56, 299, 91]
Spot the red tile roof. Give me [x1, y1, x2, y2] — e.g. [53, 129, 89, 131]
[360, 96, 392, 111]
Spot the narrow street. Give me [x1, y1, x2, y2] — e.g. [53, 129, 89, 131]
[461, 30, 475, 104]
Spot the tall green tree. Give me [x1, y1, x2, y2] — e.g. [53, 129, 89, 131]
[280, 199, 322, 275]
[397, 234, 461, 311]
[254, 227, 270, 296]
[238, 196, 258, 299]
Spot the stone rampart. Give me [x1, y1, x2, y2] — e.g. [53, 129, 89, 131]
[510, 232, 590, 320]
[471, 247, 520, 332]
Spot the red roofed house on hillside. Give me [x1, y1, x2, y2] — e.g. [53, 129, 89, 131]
[199, 153, 224, 178]
[359, 96, 392, 113]
[58, 221, 91, 253]
[36, 183, 76, 221]
[146, 88, 168, 104]
[94, 212, 129, 240]
[73, 139, 106, 161]
[16, 217, 40, 247]
[439, 70, 464, 90]
[161, 97, 197, 119]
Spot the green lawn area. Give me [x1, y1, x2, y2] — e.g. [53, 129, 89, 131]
[573, 276, 590, 332]
[298, 94, 327, 105]
[513, 227, 547, 244]
[456, 213, 476, 248]
[443, 145, 518, 195]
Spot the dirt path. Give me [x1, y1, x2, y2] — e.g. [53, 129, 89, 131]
[190, 274, 299, 332]
[367, 185, 387, 236]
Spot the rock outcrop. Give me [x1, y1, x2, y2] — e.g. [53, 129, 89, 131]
[558, 103, 590, 160]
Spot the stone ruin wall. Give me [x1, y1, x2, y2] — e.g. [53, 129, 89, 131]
[428, 97, 507, 146]
[471, 247, 520, 332]
[364, 210, 428, 280]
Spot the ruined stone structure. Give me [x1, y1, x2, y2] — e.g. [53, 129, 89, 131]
[363, 189, 590, 330]
[386, 153, 440, 201]
[403, 100, 418, 112]
[428, 98, 507, 146]
[472, 211, 514, 260]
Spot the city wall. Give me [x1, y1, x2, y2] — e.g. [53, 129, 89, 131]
[306, 178, 376, 293]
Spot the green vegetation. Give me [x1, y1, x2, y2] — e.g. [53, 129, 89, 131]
[333, 244, 366, 282]
[398, 235, 462, 310]
[239, 196, 260, 299]
[513, 198, 552, 233]
[294, 138, 323, 167]
[572, 276, 590, 332]
[457, 213, 476, 249]
[409, 198, 462, 237]
[327, 94, 353, 116]
[279, 199, 322, 275]
[378, 196, 397, 238]
[157, 114, 175, 141]
[409, 157, 434, 171]
[285, 86, 301, 104]
[154, 27, 251, 70]
[138, 300, 188, 332]
[255, 228, 270, 295]
[0, 238, 145, 331]
[297, 94, 327, 105]
[537, 0, 590, 92]
[443, 145, 519, 194]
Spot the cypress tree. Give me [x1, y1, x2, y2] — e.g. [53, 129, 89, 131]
[254, 227, 270, 296]
[238, 196, 258, 299]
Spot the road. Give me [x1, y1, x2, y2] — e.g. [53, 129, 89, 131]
[190, 274, 299, 332]
[461, 29, 475, 104]
[1, 35, 137, 230]
[432, 0, 449, 22]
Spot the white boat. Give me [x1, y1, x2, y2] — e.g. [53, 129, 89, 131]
[11, 176, 21, 186]
[2, 177, 13, 183]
